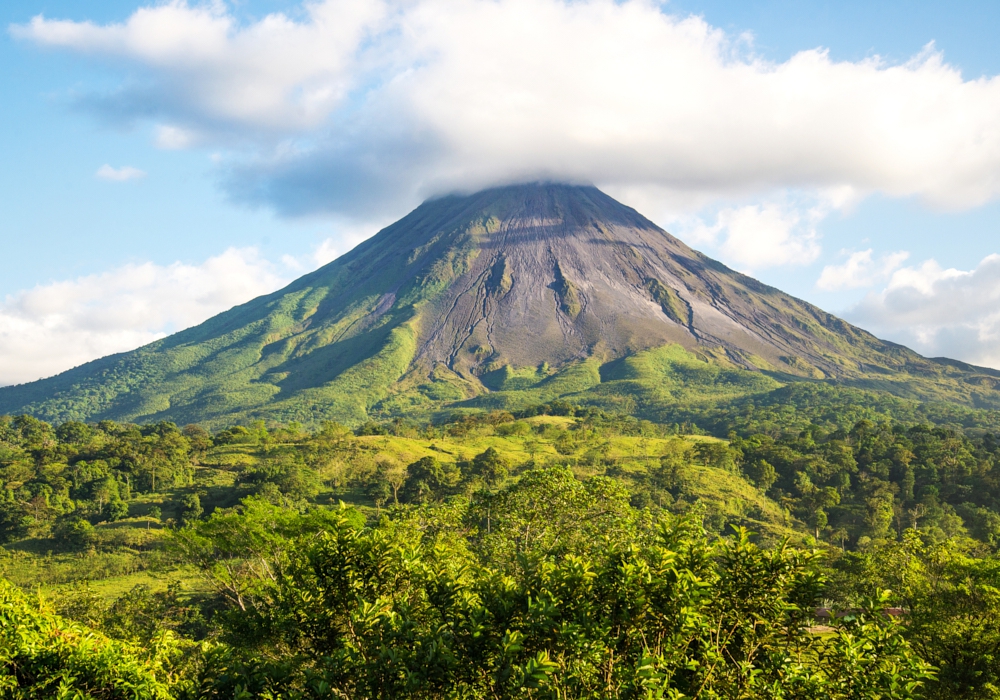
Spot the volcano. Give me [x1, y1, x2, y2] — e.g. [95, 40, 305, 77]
[2, 183, 999, 427]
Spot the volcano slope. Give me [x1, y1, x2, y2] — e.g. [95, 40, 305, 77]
[2, 183, 1000, 428]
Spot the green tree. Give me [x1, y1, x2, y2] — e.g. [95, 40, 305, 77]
[178, 493, 203, 527]
[170, 496, 361, 614]
[650, 437, 692, 491]
[53, 517, 96, 551]
[400, 456, 459, 503]
[744, 458, 777, 492]
[147, 505, 162, 531]
[367, 477, 392, 512]
[90, 475, 121, 514]
[238, 454, 320, 501]
[0, 496, 30, 544]
[467, 467, 639, 567]
[101, 582, 207, 650]
[694, 441, 739, 471]
[103, 497, 129, 522]
[470, 446, 509, 485]
[181, 424, 213, 455]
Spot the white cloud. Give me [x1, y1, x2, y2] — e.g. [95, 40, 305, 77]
[95, 164, 146, 181]
[847, 254, 1000, 368]
[0, 248, 287, 386]
[312, 239, 346, 267]
[817, 248, 910, 291]
[677, 195, 832, 270]
[14, 1, 386, 134]
[313, 221, 382, 266]
[155, 125, 197, 150]
[13, 0, 1000, 222]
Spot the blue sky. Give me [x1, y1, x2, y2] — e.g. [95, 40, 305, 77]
[1, 0, 335, 292]
[2, 0, 1000, 383]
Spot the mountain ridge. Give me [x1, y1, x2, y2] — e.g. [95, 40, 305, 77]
[3, 183, 1000, 428]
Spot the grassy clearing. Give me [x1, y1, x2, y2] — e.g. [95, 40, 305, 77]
[0, 409, 803, 605]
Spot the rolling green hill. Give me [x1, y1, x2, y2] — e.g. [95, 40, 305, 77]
[2, 183, 1000, 428]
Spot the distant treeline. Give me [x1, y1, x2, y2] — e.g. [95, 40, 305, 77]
[4, 399, 1000, 552]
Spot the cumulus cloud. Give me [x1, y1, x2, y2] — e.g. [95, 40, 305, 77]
[155, 125, 197, 150]
[680, 198, 823, 270]
[13, 0, 1000, 224]
[14, 0, 385, 134]
[0, 248, 287, 386]
[312, 236, 360, 267]
[846, 254, 1000, 368]
[95, 164, 146, 181]
[817, 249, 910, 291]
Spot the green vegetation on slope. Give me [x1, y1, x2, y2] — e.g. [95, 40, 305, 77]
[0, 195, 489, 428]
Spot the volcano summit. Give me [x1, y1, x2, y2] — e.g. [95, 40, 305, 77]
[2, 183, 998, 427]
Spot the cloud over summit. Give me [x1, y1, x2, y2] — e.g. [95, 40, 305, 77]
[14, 0, 1000, 222]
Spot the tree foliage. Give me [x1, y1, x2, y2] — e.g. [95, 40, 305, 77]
[178, 470, 931, 699]
[0, 578, 172, 699]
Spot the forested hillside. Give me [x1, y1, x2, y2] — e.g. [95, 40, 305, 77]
[2, 398, 1000, 697]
